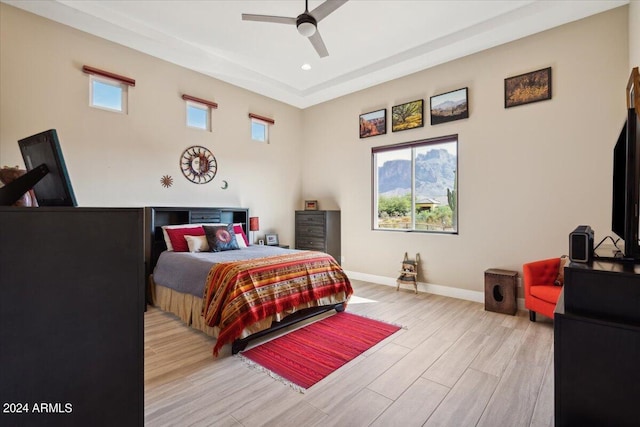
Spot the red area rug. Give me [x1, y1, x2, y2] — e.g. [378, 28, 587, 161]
[240, 312, 401, 389]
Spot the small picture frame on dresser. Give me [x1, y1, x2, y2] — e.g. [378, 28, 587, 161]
[304, 200, 318, 210]
[265, 234, 279, 246]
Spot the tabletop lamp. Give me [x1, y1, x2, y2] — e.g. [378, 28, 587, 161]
[249, 216, 259, 244]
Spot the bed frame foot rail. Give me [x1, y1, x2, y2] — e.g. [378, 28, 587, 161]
[231, 302, 345, 354]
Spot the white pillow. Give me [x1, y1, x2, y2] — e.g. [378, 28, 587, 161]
[184, 235, 210, 252]
[235, 233, 247, 249]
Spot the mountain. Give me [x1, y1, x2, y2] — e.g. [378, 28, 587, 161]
[432, 99, 466, 111]
[378, 148, 456, 199]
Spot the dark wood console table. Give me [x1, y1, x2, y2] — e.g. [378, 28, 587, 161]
[554, 261, 640, 427]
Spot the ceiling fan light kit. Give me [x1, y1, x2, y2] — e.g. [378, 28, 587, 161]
[297, 15, 317, 37]
[242, 0, 348, 57]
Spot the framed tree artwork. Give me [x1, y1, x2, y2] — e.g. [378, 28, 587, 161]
[392, 99, 424, 132]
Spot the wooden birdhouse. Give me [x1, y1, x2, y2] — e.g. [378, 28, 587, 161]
[397, 252, 419, 293]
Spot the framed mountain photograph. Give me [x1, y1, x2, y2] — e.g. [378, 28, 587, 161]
[430, 87, 469, 125]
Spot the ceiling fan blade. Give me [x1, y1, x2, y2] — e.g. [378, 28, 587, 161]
[310, 0, 349, 22]
[309, 31, 329, 58]
[241, 14, 296, 25]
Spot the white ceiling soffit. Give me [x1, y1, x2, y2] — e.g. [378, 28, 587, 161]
[3, 0, 628, 109]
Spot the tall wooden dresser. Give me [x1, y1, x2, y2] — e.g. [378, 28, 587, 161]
[295, 210, 341, 264]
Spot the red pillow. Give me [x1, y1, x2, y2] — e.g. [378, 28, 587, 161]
[165, 226, 205, 252]
[233, 224, 249, 246]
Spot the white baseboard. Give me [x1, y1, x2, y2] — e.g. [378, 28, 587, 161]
[344, 270, 526, 311]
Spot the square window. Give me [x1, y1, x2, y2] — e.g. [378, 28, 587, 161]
[186, 102, 210, 131]
[251, 119, 271, 142]
[372, 136, 458, 233]
[90, 76, 127, 113]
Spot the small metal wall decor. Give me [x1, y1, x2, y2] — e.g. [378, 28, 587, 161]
[397, 252, 419, 294]
[160, 175, 173, 188]
[180, 145, 217, 184]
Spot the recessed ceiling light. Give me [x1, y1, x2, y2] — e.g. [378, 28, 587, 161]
[301, 63, 312, 71]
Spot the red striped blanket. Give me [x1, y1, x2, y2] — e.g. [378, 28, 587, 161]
[202, 251, 352, 356]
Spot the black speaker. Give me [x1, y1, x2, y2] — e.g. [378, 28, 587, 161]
[569, 225, 594, 263]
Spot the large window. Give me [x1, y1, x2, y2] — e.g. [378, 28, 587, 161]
[372, 135, 458, 233]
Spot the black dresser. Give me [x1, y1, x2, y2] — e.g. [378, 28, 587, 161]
[295, 210, 341, 264]
[0, 207, 144, 426]
[554, 260, 640, 427]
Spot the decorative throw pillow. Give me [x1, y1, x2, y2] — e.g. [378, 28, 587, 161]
[233, 224, 249, 247]
[204, 224, 239, 252]
[165, 226, 205, 252]
[184, 235, 210, 252]
[161, 224, 205, 251]
[554, 255, 570, 286]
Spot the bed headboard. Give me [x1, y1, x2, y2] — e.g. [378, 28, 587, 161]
[144, 206, 249, 278]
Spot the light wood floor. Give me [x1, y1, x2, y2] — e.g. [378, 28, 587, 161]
[145, 280, 554, 426]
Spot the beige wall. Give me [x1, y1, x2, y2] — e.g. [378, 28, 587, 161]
[0, 4, 633, 299]
[301, 7, 629, 298]
[0, 3, 303, 245]
[631, 1, 639, 69]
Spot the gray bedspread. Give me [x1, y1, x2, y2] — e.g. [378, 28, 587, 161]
[152, 246, 298, 297]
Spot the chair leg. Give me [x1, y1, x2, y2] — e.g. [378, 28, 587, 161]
[529, 310, 536, 322]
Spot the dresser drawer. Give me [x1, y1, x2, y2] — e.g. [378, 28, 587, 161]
[296, 213, 326, 226]
[296, 238, 326, 250]
[295, 224, 325, 238]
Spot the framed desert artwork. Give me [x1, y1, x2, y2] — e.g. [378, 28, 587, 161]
[430, 87, 469, 125]
[392, 99, 424, 132]
[359, 109, 386, 138]
[504, 67, 552, 108]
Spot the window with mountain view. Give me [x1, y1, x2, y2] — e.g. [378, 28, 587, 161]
[372, 135, 458, 233]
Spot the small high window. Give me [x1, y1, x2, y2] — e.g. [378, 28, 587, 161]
[83, 66, 134, 114]
[186, 102, 211, 131]
[182, 95, 217, 131]
[90, 75, 127, 113]
[249, 113, 275, 143]
[251, 119, 268, 142]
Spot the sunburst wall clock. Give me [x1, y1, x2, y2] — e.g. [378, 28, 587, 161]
[180, 145, 217, 184]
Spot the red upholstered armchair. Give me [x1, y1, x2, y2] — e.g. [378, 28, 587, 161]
[523, 258, 563, 321]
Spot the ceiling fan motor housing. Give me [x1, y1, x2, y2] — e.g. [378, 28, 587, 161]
[296, 13, 317, 37]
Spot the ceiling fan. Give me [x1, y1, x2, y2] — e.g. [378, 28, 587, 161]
[242, 0, 349, 58]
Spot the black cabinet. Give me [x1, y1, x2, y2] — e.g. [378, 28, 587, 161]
[554, 261, 640, 427]
[0, 207, 144, 427]
[295, 210, 341, 263]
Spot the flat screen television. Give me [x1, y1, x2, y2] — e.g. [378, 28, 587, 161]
[611, 108, 640, 261]
[18, 129, 77, 207]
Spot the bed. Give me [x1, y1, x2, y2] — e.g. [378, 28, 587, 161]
[145, 206, 352, 355]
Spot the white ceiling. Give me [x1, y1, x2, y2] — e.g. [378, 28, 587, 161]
[4, 0, 628, 108]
